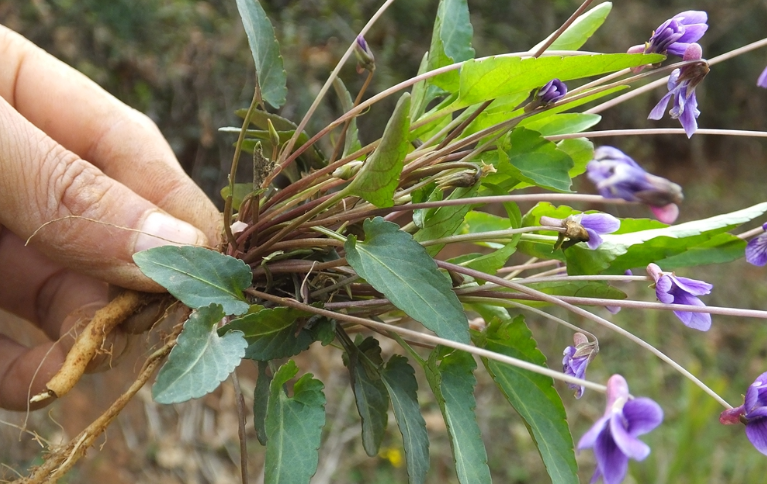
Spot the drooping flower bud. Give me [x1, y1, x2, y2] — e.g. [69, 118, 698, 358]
[541, 212, 620, 250]
[524, 79, 567, 112]
[562, 332, 598, 399]
[354, 35, 375, 73]
[644, 11, 708, 57]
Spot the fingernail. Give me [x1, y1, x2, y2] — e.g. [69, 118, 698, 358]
[134, 211, 207, 253]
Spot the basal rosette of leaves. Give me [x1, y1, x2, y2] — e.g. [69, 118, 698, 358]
[123, 1, 767, 484]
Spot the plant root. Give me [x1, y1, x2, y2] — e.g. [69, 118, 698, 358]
[30, 291, 145, 404]
[14, 323, 183, 484]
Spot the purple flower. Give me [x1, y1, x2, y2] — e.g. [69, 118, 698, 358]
[587, 147, 683, 223]
[644, 11, 708, 57]
[648, 44, 709, 138]
[758, 67, 767, 88]
[719, 371, 767, 455]
[746, 223, 767, 266]
[524, 79, 568, 112]
[540, 212, 620, 250]
[562, 333, 598, 399]
[646, 263, 713, 331]
[578, 375, 664, 484]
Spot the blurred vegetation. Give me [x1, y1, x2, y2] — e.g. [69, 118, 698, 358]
[2, 0, 767, 482]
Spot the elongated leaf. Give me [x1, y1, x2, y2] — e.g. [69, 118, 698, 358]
[153, 304, 247, 404]
[424, 347, 491, 484]
[415, 183, 479, 255]
[347, 93, 411, 208]
[473, 316, 578, 484]
[134, 246, 252, 315]
[520, 113, 601, 137]
[345, 217, 470, 343]
[452, 53, 664, 110]
[235, 0, 287, 108]
[221, 307, 321, 361]
[427, 0, 475, 91]
[501, 127, 574, 192]
[565, 202, 767, 274]
[381, 356, 430, 484]
[265, 361, 326, 484]
[530, 2, 612, 52]
[254, 360, 271, 445]
[332, 78, 362, 158]
[343, 337, 390, 456]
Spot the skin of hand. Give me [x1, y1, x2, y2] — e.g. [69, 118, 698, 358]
[0, 25, 223, 410]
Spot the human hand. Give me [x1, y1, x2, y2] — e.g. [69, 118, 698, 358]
[0, 25, 222, 410]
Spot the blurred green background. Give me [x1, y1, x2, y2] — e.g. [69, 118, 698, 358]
[1, 0, 767, 482]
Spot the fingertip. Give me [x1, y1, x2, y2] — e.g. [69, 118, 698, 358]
[134, 210, 209, 253]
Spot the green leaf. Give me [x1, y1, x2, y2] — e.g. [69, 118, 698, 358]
[220, 183, 256, 211]
[346, 93, 411, 208]
[520, 113, 601, 137]
[265, 360, 326, 484]
[530, 2, 612, 52]
[500, 127, 574, 192]
[253, 360, 271, 445]
[153, 304, 247, 404]
[455, 211, 519, 275]
[424, 347, 491, 484]
[343, 337, 390, 457]
[412, 182, 441, 229]
[557, 137, 594, 179]
[565, 202, 767, 274]
[236, 108, 296, 131]
[221, 307, 321, 361]
[332, 78, 362, 158]
[345, 217, 470, 343]
[427, 0, 475, 91]
[381, 355, 430, 484]
[133, 246, 252, 315]
[473, 316, 578, 484]
[415, 183, 479, 255]
[235, 0, 287, 108]
[655, 232, 747, 269]
[453, 53, 664, 110]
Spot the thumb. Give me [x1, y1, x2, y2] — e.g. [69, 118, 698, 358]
[0, 97, 208, 291]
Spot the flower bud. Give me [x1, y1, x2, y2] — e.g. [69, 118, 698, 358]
[354, 35, 375, 73]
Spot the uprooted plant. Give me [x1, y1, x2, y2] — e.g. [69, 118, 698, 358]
[14, 0, 767, 483]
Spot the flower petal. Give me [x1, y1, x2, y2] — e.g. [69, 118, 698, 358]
[648, 91, 673, 120]
[579, 417, 609, 450]
[746, 418, 767, 456]
[758, 66, 767, 88]
[670, 292, 711, 331]
[581, 213, 621, 234]
[650, 203, 680, 224]
[585, 229, 603, 250]
[623, 398, 664, 436]
[594, 425, 630, 484]
[610, 414, 652, 461]
[746, 234, 767, 266]
[671, 275, 713, 296]
[675, 10, 708, 25]
[655, 275, 675, 304]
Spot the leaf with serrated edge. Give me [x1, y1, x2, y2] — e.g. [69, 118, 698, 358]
[474, 315, 578, 484]
[153, 304, 247, 404]
[235, 0, 287, 108]
[346, 93, 411, 208]
[265, 360, 325, 484]
[424, 347, 491, 484]
[133, 246, 251, 315]
[345, 217, 470, 343]
[221, 307, 314, 361]
[253, 360, 271, 445]
[381, 356, 430, 484]
[344, 337, 390, 456]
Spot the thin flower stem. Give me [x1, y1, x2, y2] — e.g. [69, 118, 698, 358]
[246, 288, 608, 394]
[420, 226, 562, 247]
[515, 275, 650, 284]
[437, 260, 732, 409]
[279, 0, 397, 167]
[739, 225, 766, 239]
[548, 128, 767, 141]
[498, 258, 556, 277]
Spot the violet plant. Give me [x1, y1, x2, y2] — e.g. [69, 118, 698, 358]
[102, 1, 767, 483]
